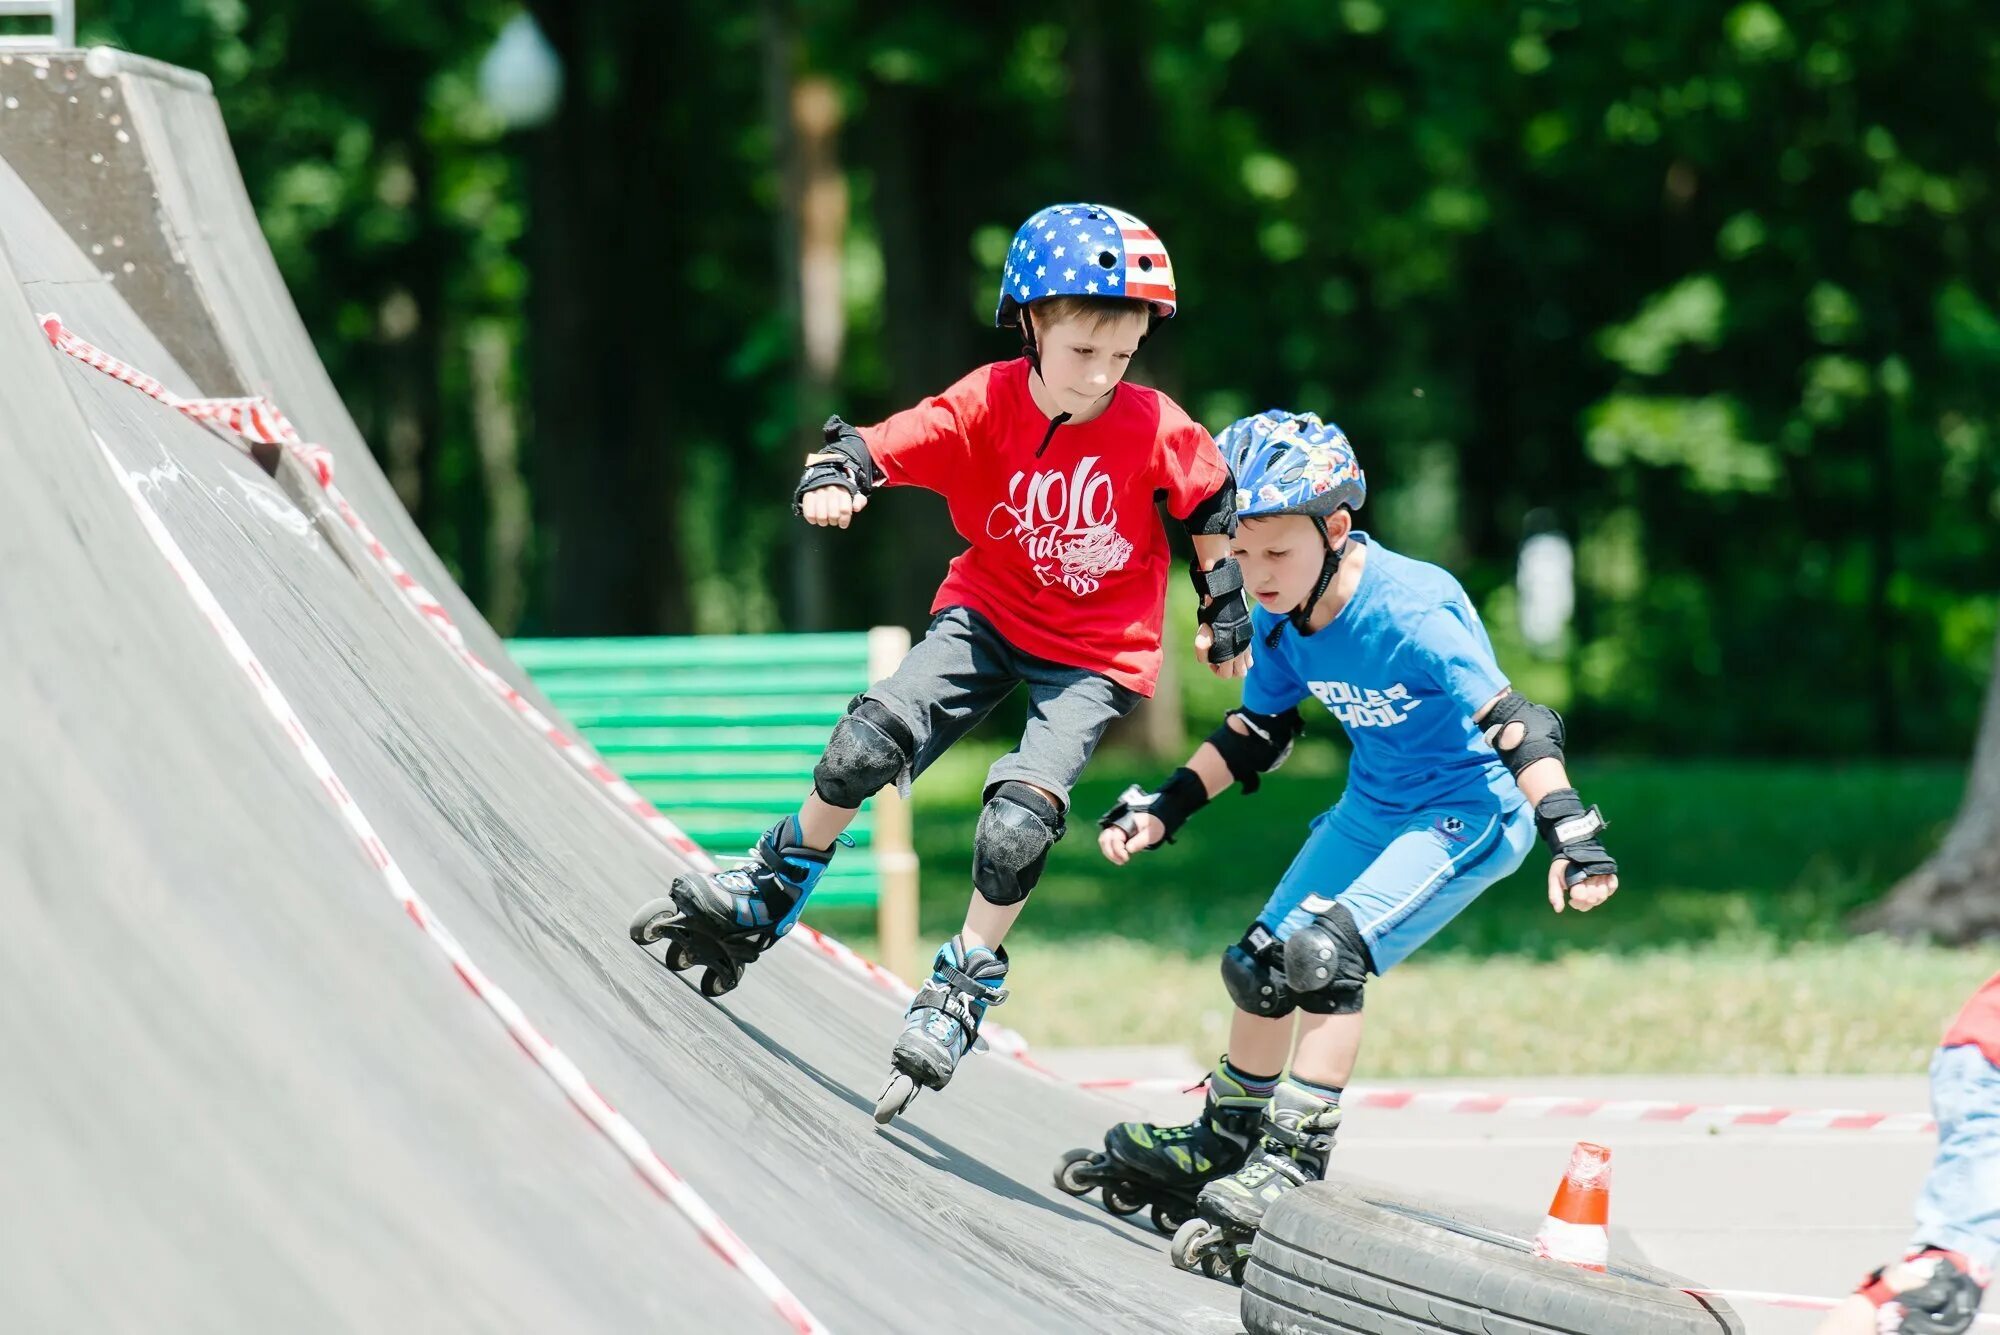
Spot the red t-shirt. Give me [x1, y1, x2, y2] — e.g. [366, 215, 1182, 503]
[860, 358, 1227, 697]
[1943, 970, 2000, 1069]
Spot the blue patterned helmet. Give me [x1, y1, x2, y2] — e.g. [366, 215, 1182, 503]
[995, 202, 1178, 328]
[1218, 410, 1367, 521]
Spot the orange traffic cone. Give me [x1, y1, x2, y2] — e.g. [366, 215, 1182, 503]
[1533, 1141, 1612, 1271]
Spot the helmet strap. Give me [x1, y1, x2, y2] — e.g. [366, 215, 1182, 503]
[1132, 311, 1161, 356]
[1019, 308, 1042, 376]
[1273, 514, 1345, 644]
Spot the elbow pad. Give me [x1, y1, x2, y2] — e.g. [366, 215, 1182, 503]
[1206, 707, 1303, 795]
[1479, 690, 1565, 778]
[1182, 480, 1236, 537]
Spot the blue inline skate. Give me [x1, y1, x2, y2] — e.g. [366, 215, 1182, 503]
[874, 935, 1008, 1125]
[628, 815, 835, 997]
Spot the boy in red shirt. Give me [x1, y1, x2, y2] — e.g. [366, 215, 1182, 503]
[1815, 971, 1999, 1335]
[634, 203, 1248, 1120]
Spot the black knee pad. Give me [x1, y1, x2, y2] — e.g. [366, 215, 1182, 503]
[813, 697, 915, 808]
[1282, 902, 1372, 1015]
[971, 781, 1065, 906]
[1220, 922, 1297, 1018]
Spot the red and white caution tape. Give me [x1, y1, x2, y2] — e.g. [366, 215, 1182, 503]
[35, 315, 1050, 1054]
[60, 327, 829, 1335]
[38, 316, 707, 858]
[1077, 1076, 1939, 1136]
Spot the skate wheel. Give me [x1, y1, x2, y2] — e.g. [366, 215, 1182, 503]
[1151, 1202, 1187, 1235]
[628, 897, 676, 945]
[699, 967, 737, 998]
[873, 1072, 919, 1127]
[1170, 1218, 1217, 1274]
[1053, 1148, 1098, 1197]
[1101, 1181, 1146, 1217]
[662, 940, 697, 973]
[1227, 1256, 1248, 1287]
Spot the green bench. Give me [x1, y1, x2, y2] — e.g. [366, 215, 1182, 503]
[506, 628, 920, 979]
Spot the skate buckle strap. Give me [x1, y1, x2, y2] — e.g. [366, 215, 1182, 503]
[1262, 1111, 1341, 1153]
[1262, 1122, 1306, 1151]
[1269, 1155, 1316, 1188]
[934, 958, 1009, 1007]
[914, 970, 1004, 1046]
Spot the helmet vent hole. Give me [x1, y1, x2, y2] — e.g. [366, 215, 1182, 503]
[1137, 256, 1154, 271]
[1097, 250, 1117, 269]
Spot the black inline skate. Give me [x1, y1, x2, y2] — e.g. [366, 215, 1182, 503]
[1054, 1060, 1269, 1235]
[1170, 1080, 1342, 1284]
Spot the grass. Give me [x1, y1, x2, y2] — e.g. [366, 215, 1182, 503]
[805, 739, 1998, 1075]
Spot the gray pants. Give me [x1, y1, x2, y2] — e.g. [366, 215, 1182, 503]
[865, 605, 1141, 810]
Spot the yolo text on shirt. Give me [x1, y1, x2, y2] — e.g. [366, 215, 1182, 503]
[859, 358, 1227, 696]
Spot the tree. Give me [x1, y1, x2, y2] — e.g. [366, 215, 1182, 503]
[1862, 625, 2000, 942]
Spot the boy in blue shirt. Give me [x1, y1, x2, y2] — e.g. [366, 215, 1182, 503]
[1054, 410, 1620, 1279]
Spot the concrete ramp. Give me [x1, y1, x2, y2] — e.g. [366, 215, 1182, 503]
[0, 47, 1237, 1334]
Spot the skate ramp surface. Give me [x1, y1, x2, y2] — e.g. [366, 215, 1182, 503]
[0, 47, 1240, 1334]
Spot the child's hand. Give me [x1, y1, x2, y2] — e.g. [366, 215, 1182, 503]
[799, 452, 868, 528]
[1194, 622, 1252, 678]
[1548, 861, 1618, 913]
[1099, 813, 1167, 865]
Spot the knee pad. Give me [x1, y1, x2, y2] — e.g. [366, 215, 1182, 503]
[1220, 922, 1297, 1019]
[814, 698, 915, 808]
[1282, 901, 1372, 1015]
[971, 781, 1065, 906]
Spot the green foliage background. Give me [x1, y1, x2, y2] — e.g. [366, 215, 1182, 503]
[76, 0, 2000, 758]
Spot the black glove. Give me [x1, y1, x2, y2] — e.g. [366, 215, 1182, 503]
[792, 416, 876, 516]
[1534, 787, 1616, 888]
[1191, 558, 1251, 664]
[1860, 1249, 1985, 1335]
[1098, 768, 1210, 847]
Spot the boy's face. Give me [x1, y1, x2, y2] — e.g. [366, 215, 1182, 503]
[1231, 513, 1343, 612]
[1029, 309, 1150, 409]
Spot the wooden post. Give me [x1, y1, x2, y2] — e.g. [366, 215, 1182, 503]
[867, 625, 919, 981]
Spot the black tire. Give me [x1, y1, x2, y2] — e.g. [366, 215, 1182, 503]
[1241, 1179, 1743, 1335]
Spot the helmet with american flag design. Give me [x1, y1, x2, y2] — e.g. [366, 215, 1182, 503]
[995, 202, 1177, 327]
